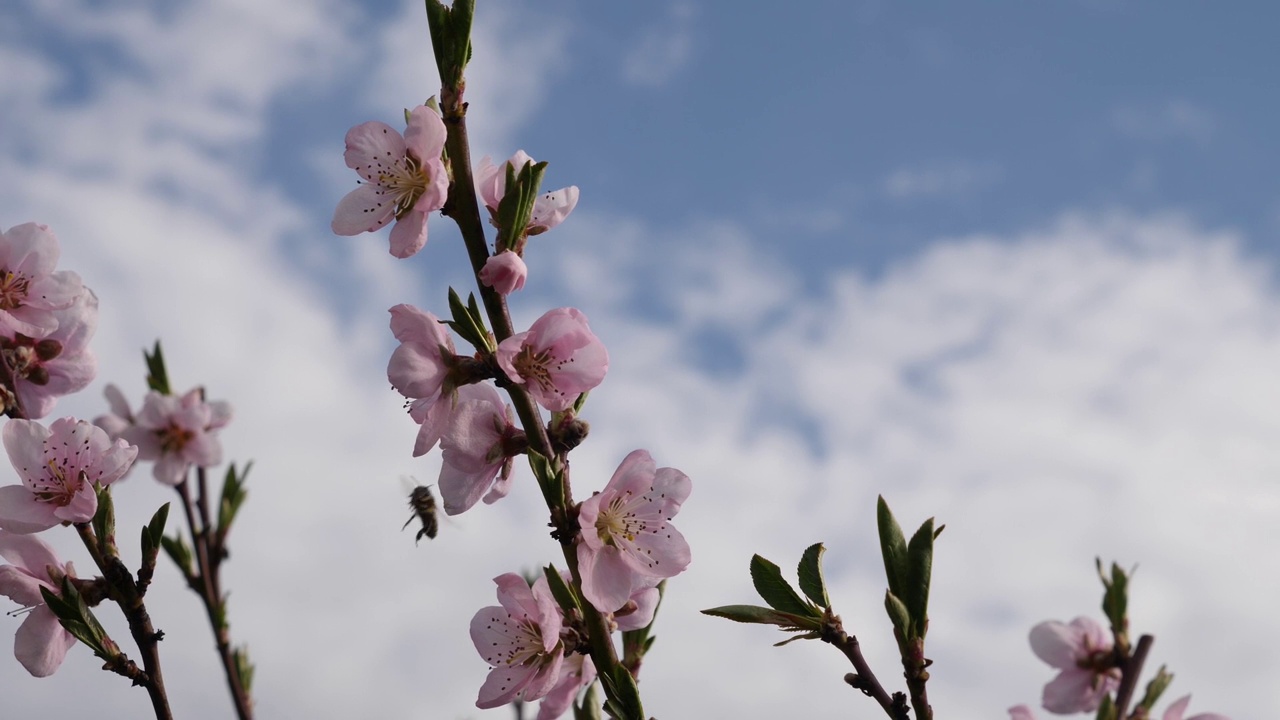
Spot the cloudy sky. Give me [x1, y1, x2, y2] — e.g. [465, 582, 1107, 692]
[1, 1, 1277, 718]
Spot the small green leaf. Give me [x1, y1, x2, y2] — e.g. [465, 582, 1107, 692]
[494, 159, 547, 251]
[877, 496, 909, 602]
[444, 287, 489, 352]
[903, 517, 935, 639]
[424, 0, 475, 89]
[217, 463, 250, 535]
[884, 590, 911, 635]
[797, 542, 830, 609]
[234, 645, 255, 695]
[542, 564, 580, 613]
[42, 578, 115, 660]
[92, 484, 115, 546]
[749, 554, 819, 619]
[144, 340, 171, 395]
[701, 604, 818, 630]
[597, 664, 644, 720]
[141, 502, 171, 568]
[1135, 665, 1173, 715]
[161, 534, 195, 579]
[772, 631, 822, 647]
[1093, 692, 1117, 720]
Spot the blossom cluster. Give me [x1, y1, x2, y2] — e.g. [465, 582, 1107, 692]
[337, 105, 692, 716]
[0, 222, 235, 679]
[1012, 616, 1229, 720]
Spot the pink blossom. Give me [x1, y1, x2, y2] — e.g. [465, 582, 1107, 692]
[1029, 617, 1120, 714]
[5, 287, 98, 419]
[496, 308, 608, 412]
[121, 388, 232, 486]
[577, 450, 691, 613]
[477, 150, 580, 235]
[479, 251, 528, 295]
[1008, 705, 1038, 720]
[0, 418, 136, 533]
[438, 383, 515, 515]
[93, 383, 136, 440]
[331, 106, 448, 259]
[387, 304, 457, 456]
[0, 223, 84, 337]
[614, 576, 662, 632]
[0, 530, 77, 676]
[1163, 695, 1230, 720]
[470, 573, 565, 709]
[536, 652, 596, 720]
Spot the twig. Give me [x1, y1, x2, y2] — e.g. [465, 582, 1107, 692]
[75, 523, 174, 720]
[1114, 634, 1154, 720]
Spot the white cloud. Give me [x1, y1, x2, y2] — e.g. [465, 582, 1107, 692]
[884, 161, 1001, 200]
[367, 0, 572, 159]
[0, 3, 1270, 720]
[621, 1, 695, 87]
[1113, 99, 1216, 143]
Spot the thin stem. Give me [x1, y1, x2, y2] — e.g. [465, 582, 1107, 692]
[425, 5, 638, 715]
[75, 524, 174, 720]
[176, 476, 254, 720]
[1114, 634, 1154, 720]
[825, 624, 905, 720]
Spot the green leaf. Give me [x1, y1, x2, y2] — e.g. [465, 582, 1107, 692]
[542, 564, 580, 613]
[797, 542, 830, 609]
[141, 502, 171, 566]
[217, 462, 250, 535]
[444, 287, 490, 352]
[701, 604, 818, 630]
[1135, 665, 1173, 715]
[1097, 558, 1131, 645]
[494, 159, 547, 251]
[599, 664, 644, 720]
[234, 645, 255, 695]
[903, 517, 935, 639]
[161, 534, 195, 579]
[884, 590, 911, 635]
[877, 496, 909, 602]
[749, 554, 819, 619]
[772, 630, 822, 647]
[144, 340, 171, 395]
[424, 0, 475, 89]
[41, 578, 115, 660]
[1093, 692, 1116, 720]
[91, 484, 115, 546]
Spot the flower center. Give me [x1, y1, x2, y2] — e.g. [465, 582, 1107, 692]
[512, 346, 556, 394]
[0, 269, 31, 310]
[158, 421, 195, 454]
[597, 492, 647, 545]
[379, 155, 432, 220]
[31, 463, 85, 507]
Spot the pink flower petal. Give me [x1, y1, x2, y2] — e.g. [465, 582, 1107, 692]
[331, 184, 395, 236]
[0, 486, 59, 534]
[402, 106, 446, 168]
[14, 605, 75, 677]
[577, 543, 636, 613]
[343, 121, 407, 182]
[388, 208, 428, 258]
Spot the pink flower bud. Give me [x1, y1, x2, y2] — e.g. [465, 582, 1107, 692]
[479, 251, 528, 295]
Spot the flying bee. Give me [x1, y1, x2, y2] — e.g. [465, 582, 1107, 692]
[402, 482, 438, 544]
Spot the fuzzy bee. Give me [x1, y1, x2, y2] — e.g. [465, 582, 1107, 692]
[402, 483, 439, 544]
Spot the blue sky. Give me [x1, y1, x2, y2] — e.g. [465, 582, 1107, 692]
[1, 1, 1277, 719]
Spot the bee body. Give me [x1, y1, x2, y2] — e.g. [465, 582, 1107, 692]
[403, 484, 439, 543]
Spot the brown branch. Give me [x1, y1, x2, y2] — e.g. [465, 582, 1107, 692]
[1114, 634, 1154, 720]
[823, 620, 907, 720]
[75, 524, 174, 720]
